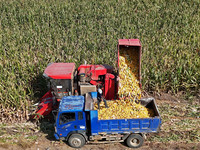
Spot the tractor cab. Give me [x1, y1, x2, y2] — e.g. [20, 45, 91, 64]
[32, 63, 76, 119]
[43, 63, 76, 100]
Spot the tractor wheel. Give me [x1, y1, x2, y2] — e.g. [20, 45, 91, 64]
[68, 134, 85, 148]
[126, 134, 144, 148]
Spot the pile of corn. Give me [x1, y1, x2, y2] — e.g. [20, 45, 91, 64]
[95, 48, 153, 120]
[94, 99, 154, 120]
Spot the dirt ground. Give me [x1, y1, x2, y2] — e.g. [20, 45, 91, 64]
[0, 93, 199, 150]
[1, 137, 200, 150]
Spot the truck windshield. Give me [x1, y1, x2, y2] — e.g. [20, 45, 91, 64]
[59, 112, 75, 125]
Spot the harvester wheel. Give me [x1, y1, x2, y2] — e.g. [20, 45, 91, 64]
[126, 134, 144, 148]
[68, 133, 85, 148]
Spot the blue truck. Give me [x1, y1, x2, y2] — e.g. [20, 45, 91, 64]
[54, 94, 161, 148]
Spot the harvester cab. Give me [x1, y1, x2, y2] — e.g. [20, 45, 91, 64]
[33, 63, 77, 119]
[43, 63, 76, 100]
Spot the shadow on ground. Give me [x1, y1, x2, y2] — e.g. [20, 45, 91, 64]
[38, 117, 56, 141]
[28, 73, 56, 141]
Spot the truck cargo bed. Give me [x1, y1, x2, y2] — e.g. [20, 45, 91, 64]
[90, 98, 161, 135]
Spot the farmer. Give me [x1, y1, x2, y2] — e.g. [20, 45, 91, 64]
[97, 84, 109, 109]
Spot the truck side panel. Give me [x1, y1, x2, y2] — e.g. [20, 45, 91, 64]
[90, 110, 161, 135]
[97, 118, 161, 134]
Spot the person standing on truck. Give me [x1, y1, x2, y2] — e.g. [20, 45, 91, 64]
[97, 84, 109, 109]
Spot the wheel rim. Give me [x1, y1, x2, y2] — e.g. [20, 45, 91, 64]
[130, 138, 140, 147]
[71, 138, 82, 147]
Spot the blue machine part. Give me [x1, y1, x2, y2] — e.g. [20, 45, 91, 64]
[54, 133, 59, 140]
[59, 96, 85, 112]
[90, 110, 99, 135]
[97, 118, 161, 134]
[90, 92, 97, 99]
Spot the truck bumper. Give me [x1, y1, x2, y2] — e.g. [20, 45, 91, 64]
[54, 133, 60, 140]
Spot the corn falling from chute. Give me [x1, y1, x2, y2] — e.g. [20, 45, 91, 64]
[118, 48, 141, 99]
[95, 48, 153, 120]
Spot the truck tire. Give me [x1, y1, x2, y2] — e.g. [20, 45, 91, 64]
[126, 134, 144, 148]
[68, 133, 85, 148]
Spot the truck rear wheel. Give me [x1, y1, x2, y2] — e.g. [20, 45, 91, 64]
[68, 133, 85, 148]
[126, 134, 144, 148]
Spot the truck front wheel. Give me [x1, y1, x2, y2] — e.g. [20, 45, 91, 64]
[68, 133, 85, 148]
[126, 134, 144, 148]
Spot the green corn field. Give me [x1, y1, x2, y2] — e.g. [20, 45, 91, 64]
[0, 0, 199, 121]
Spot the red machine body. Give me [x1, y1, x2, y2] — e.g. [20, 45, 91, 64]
[104, 73, 115, 100]
[33, 90, 54, 119]
[77, 64, 115, 100]
[78, 64, 112, 80]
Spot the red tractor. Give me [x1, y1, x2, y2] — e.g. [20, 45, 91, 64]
[33, 39, 142, 119]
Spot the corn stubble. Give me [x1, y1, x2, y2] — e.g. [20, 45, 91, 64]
[96, 49, 153, 120]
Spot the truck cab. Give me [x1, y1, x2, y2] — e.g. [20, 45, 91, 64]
[55, 110, 87, 139]
[54, 96, 88, 148]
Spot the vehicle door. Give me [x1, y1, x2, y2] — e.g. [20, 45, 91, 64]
[57, 112, 77, 138]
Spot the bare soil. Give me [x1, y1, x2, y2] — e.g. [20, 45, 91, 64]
[0, 137, 199, 150]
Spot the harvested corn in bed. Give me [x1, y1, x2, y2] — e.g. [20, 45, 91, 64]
[94, 99, 153, 120]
